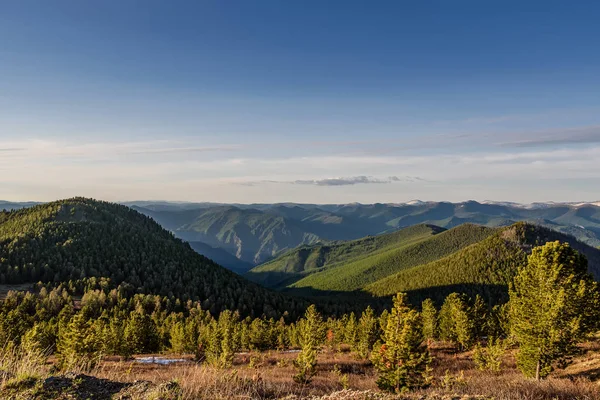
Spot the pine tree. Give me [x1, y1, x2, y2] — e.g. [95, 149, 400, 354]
[355, 306, 379, 359]
[371, 293, 431, 393]
[205, 310, 240, 368]
[123, 308, 160, 354]
[472, 337, 506, 372]
[103, 315, 129, 358]
[509, 241, 600, 379]
[439, 293, 475, 351]
[169, 321, 188, 354]
[22, 321, 56, 355]
[294, 305, 325, 384]
[486, 303, 510, 339]
[57, 312, 103, 370]
[471, 294, 488, 338]
[344, 312, 358, 349]
[421, 299, 438, 342]
[275, 317, 288, 351]
[249, 317, 270, 351]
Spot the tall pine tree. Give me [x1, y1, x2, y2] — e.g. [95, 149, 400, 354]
[294, 305, 325, 384]
[371, 293, 431, 393]
[509, 241, 600, 379]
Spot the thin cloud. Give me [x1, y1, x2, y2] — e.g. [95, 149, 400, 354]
[126, 145, 241, 155]
[294, 176, 389, 186]
[294, 175, 427, 186]
[497, 125, 600, 148]
[229, 176, 427, 187]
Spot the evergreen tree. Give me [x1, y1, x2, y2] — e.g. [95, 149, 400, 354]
[471, 294, 488, 338]
[294, 305, 325, 384]
[371, 293, 431, 393]
[205, 310, 240, 368]
[57, 312, 103, 370]
[344, 312, 358, 349]
[123, 307, 160, 354]
[275, 317, 288, 351]
[421, 299, 438, 342]
[103, 315, 129, 358]
[22, 321, 57, 355]
[248, 317, 271, 351]
[355, 306, 379, 359]
[509, 241, 600, 379]
[472, 337, 506, 372]
[486, 303, 509, 339]
[169, 321, 188, 354]
[439, 293, 475, 351]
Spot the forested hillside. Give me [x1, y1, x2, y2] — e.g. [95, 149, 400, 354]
[287, 224, 497, 294]
[365, 222, 600, 304]
[246, 224, 446, 289]
[0, 198, 307, 317]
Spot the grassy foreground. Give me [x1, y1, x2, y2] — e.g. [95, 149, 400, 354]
[2, 341, 600, 400]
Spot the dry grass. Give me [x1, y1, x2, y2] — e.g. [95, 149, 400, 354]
[0, 343, 50, 391]
[95, 351, 377, 399]
[2, 342, 600, 399]
[90, 344, 600, 399]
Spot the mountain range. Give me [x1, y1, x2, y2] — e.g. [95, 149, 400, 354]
[4, 200, 600, 272]
[133, 200, 600, 270]
[2, 198, 600, 311]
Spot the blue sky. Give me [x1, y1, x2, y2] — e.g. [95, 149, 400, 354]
[1, 1, 600, 203]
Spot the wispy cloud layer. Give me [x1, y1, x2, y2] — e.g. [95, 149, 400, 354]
[497, 125, 600, 148]
[292, 176, 427, 186]
[295, 176, 396, 186]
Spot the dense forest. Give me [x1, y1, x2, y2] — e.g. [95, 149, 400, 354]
[0, 198, 310, 318]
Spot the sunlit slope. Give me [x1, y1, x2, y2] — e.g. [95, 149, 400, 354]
[365, 222, 600, 302]
[246, 224, 445, 289]
[288, 224, 496, 293]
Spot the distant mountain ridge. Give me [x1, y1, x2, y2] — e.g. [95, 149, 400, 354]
[4, 200, 600, 273]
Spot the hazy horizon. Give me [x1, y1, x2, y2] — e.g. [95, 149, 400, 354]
[2, 197, 600, 206]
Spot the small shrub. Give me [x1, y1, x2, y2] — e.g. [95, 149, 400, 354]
[249, 354, 261, 369]
[472, 337, 506, 372]
[333, 364, 350, 390]
[276, 358, 288, 368]
[440, 369, 467, 391]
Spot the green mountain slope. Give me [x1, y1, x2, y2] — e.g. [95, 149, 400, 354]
[246, 224, 446, 289]
[253, 224, 494, 294]
[0, 198, 305, 317]
[289, 224, 496, 293]
[365, 222, 600, 304]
